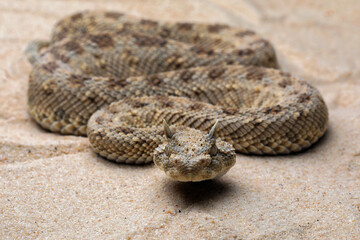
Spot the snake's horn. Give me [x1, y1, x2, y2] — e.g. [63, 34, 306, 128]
[208, 120, 219, 139]
[163, 119, 173, 139]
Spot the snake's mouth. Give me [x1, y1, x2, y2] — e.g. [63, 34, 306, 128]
[163, 168, 233, 182]
[158, 157, 236, 182]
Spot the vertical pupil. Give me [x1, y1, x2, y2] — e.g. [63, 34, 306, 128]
[210, 144, 218, 156]
[166, 145, 171, 156]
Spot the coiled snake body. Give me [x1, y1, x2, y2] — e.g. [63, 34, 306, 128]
[26, 11, 328, 182]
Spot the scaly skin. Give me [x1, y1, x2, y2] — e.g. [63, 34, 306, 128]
[26, 11, 328, 181]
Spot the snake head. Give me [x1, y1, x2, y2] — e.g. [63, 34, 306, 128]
[153, 120, 236, 182]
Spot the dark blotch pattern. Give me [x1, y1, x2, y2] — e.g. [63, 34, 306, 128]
[49, 48, 70, 63]
[298, 93, 311, 103]
[179, 70, 195, 83]
[116, 127, 134, 134]
[67, 74, 90, 87]
[223, 108, 239, 115]
[278, 78, 292, 88]
[140, 19, 159, 27]
[54, 27, 69, 41]
[155, 96, 174, 108]
[132, 101, 149, 108]
[208, 67, 226, 79]
[55, 108, 66, 118]
[42, 61, 58, 73]
[177, 23, 193, 31]
[207, 24, 229, 33]
[236, 30, 255, 37]
[146, 75, 163, 86]
[245, 66, 265, 81]
[280, 72, 291, 78]
[70, 13, 83, 21]
[133, 34, 167, 47]
[190, 46, 215, 56]
[105, 12, 124, 19]
[107, 78, 129, 88]
[188, 102, 204, 111]
[63, 40, 84, 54]
[235, 49, 254, 56]
[263, 105, 282, 114]
[159, 27, 171, 38]
[89, 33, 114, 48]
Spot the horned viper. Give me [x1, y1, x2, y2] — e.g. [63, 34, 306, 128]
[25, 11, 328, 181]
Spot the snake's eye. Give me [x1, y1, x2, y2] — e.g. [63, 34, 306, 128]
[165, 145, 171, 156]
[209, 143, 218, 156]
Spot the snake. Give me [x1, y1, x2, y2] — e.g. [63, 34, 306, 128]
[25, 11, 328, 182]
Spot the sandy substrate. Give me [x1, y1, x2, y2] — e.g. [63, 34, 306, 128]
[1, 0, 359, 239]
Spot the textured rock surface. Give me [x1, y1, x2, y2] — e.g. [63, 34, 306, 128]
[0, 0, 359, 239]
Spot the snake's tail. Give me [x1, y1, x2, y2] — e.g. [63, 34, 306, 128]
[24, 40, 51, 65]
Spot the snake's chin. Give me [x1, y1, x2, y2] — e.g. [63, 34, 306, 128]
[153, 128, 236, 182]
